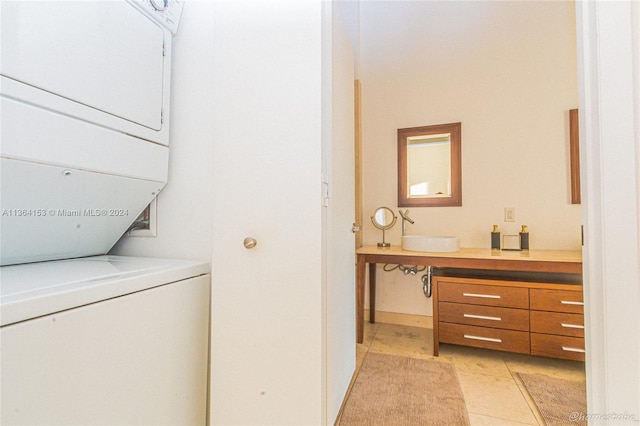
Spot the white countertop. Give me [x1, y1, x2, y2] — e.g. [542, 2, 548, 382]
[0, 255, 210, 326]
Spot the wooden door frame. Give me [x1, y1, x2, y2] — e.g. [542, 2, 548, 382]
[354, 80, 363, 249]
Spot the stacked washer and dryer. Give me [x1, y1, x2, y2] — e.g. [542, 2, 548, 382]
[0, 1, 210, 424]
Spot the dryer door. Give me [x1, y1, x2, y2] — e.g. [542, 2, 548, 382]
[1, 1, 165, 131]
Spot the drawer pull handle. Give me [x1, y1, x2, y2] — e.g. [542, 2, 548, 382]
[562, 346, 586, 353]
[561, 300, 584, 306]
[561, 323, 585, 329]
[462, 292, 501, 299]
[463, 334, 502, 343]
[464, 314, 502, 321]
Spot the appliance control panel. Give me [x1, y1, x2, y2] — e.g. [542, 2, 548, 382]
[126, 0, 184, 34]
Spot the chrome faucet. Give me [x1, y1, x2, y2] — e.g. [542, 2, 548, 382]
[399, 209, 414, 236]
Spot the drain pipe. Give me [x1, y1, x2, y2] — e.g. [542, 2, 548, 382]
[421, 266, 433, 298]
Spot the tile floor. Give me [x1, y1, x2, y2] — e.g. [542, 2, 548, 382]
[348, 321, 586, 425]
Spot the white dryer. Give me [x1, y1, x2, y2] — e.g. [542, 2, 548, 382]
[0, 0, 182, 265]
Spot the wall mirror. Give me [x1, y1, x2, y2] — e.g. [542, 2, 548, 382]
[398, 122, 462, 207]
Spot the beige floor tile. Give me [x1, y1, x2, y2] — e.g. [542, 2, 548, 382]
[374, 322, 431, 338]
[457, 369, 538, 424]
[502, 352, 586, 382]
[468, 412, 537, 425]
[355, 344, 367, 371]
[368, 323, 434, 359]
[438, 344, 513, 379]
[512, 372, 546, 426]
[361, 321, 379, 347]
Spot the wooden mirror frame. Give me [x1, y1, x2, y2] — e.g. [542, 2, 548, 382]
[398, 122, 462, 207]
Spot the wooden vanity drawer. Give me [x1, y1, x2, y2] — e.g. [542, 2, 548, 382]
[530, 288, 584, 313]
[438, 281, 529, 308]
[439, 302, 529, 331]
[439, 323, 530, 354]
[531, 333, 585, 361]
[530, 311, 584, 337]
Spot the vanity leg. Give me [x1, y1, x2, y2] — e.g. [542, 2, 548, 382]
[356, 255, 366, 344]
[432, 278, 439, 356]
[369, 263, 376, 324]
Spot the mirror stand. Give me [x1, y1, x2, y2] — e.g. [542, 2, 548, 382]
[377, 229, 390, 248]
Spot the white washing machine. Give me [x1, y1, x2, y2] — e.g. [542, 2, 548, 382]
[0, 256, 210, 425]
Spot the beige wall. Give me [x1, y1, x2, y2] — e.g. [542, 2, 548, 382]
[360, 1, 580, 316]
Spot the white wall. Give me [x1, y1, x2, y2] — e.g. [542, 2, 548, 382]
[111, 2, 215, 262]
[208, 1, 357, 424]
[325, 1, 358, 422]
[360, 1, 581, 317]
[577, 1, 640, 420]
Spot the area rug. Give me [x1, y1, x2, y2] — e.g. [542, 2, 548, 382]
[339, 353, 470, 425]
[518, 372, 587, 426]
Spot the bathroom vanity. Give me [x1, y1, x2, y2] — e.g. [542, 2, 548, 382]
[356, 246, 584, 361]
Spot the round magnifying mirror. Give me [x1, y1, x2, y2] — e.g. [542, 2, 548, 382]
[371, 207, 397, 247]
[371, 207, 396, 230]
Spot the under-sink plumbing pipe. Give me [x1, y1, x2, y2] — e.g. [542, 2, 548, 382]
[401, 265, 417, 275]
[421, 266, 433, 298]
[382, 263, 432, 297]
[383, 264, 426, 275]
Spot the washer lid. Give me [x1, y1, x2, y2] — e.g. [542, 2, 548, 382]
[0, 255, 210, 326]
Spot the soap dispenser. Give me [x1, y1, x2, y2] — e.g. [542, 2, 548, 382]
[491, 225, 500, 250]
[520, 225, 529, 250]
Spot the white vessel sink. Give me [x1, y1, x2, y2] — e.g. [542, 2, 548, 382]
[401, 235, 460, 253]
